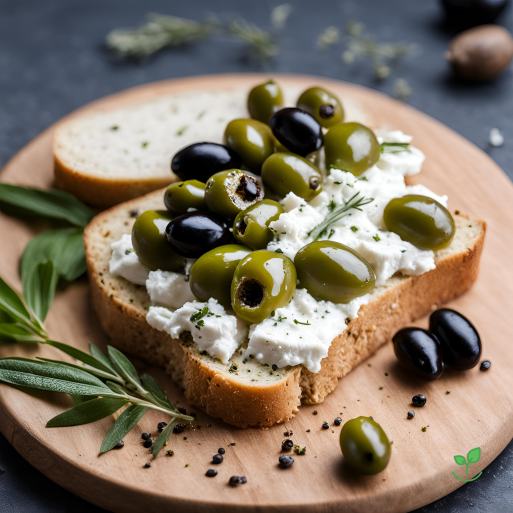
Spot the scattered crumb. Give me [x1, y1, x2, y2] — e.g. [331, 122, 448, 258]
[489, 128, 504, 147]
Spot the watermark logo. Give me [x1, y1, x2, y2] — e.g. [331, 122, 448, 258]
[452, 447, 482, 482]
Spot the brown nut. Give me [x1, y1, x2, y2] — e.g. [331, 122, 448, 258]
[445, 25, 513, 81]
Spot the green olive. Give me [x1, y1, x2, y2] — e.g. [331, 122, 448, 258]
[294, 241, 375, 303]
[205, 169, 264, 220]
[340, 416, 392, 475]
[247, 80, 284, 125]
[231, 250, 297, 324]
[297, 86, 344, 128]
[131, 210, 186, 272]
[224, 119, 275, 173]
[261, 152, 322, 201]
[164, 180, 206, 214]
[324, 122, 380, 176]
[384, 194, 456, 250]
[189, 244, 252, 306]
[233, 200, 283, 250]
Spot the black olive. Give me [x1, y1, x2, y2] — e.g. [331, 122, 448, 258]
[429, 309, 482, 371]
[165, 211, 232, 259]
[412, 394, 427, 407]
[270, 108, 324, 156]
[278, 455, 294, 468]
[157, 421, 167, 431]
[393, 328, 444, 380]
[206, 469, 218, 477]
[218, 447, 225, 454]
[171, 142, 242, 183]
[441, 0, 509, 28]
[213, 454, 223, 464]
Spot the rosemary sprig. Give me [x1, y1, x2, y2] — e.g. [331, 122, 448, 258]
[380, 142, 411, 154]
[226, 19, 278, 63]
[308, 192, 373, 241]
[0, 276, 192, 456]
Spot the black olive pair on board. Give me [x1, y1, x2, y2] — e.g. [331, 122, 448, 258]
[393, 309, 482, 380]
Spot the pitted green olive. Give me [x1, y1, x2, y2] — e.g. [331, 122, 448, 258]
[231, 250, 297, 324]
[340, 416, 392, 475]
[324, 122, 380, 176]
[247, 80, 284, 125]
[205, 169, 264, 220]
[297, 86, 344, 128]
[164, 180, 206, 214]
[261, 152, 322, 201]
[294, 241, 375, 303]
[383, 194, 456, 250]
[131, 210, 186, 272]
[189, 244, 252, 306]
[224, 119, 275, 173]
[233, 200, 283, 250]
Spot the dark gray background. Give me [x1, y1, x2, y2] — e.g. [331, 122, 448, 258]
[0, 0, 512, 512]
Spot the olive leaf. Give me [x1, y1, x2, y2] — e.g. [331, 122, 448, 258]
[89, 342, 116, 373]
[47, 397, 129, 427]
[100, 404, 148, 453]
[0, 184, 93, 228]
[467, 447, 481, 464]
[0, 323, 41, 343]
[151, 420, 176, 457]
[140, 373, 177, 411]
[23, 261, 59, 323]
[107, 345, 141, 388]
[454, 455, 466, 465]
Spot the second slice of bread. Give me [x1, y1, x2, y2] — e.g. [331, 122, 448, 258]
[84, 190, 485, 427]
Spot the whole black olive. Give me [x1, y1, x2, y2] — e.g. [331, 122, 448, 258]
[165, 211, 232, 259]
[270, 108, 324, 157]
[171, 142, 242, 183]
[441, 0, 510, 28]
[393, 328, 444, 380]
[429, 309, 482, 370]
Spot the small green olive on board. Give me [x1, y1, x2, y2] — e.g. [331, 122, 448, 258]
[233, 200, 283, 250]
[324, 122, 380, 176]
[383, 194, 456, 250]
[224, 119, 275, 173]
[205, 169, 264, 220]
[164, 180, 206, 214]
[261, 152, 322, 201]
[131, 210, 186, 272]
[340, 416, 392, 475]
[294, 241, 375, 303]
[247, 80, 284, 125]
[297, 86, 345, 128]
[189, 244, 252, 306]
[231, 250, 297, 324]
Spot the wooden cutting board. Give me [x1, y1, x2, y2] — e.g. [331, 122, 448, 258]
[0, 74, 512, 513]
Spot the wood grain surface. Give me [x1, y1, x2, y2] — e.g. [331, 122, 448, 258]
[0, 74, 512, 513]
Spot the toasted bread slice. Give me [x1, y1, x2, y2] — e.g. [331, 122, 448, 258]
[84, 189, 485, 427]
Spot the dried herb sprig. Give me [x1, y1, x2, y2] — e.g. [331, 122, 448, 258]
[226, 19, 278, 63]
[0, 276, 192, 456]
[309, 192, 374, 241]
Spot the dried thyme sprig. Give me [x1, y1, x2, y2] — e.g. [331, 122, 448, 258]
[226, 18, 278, 63]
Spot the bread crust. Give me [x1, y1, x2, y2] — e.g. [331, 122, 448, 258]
[84, 189, 485, 428]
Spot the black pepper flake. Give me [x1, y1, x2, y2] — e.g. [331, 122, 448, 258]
[143, 439, 153, 448]
[157, 421, 168, 432]
[313, 411, 318, 415]
[141, 432, 150, 440]
[114, 440, 124, 449]
[279, 455, 294, 468]
[130, 209, 139, 218]
[230, 442, 236, 446]
[334, 417, 342, 426]
[143, 462, 151, 468]
[407, 410, 415, 419]
[213, 454, 223, 464]
[322, 422, 330, 429]
[283, 430, 293, 436]
[282, 439, 294, 451]
[446, 391, 451, 395]
[218, 448, 226, 454]
[306, 429, 311, 433]
[412, 394, 427, 407]
[190, 412, 197, 418]
[480, 360, 491, 371]
[177, 407, 187, 415]
[173, 423, 186, 434]
[183, 437, 187, 440]
[229, 476, 247, 486]
[206, 469, 218, 477]
[167, 450, 174, 456]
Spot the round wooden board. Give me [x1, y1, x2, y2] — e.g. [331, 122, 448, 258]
[0, 74, 512, 513]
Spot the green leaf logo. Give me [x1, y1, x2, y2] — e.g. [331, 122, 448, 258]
[467, 447, 481, 464]
[454, 455, 466, 466]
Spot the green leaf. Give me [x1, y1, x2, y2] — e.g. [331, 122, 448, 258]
[0, 358, 113, 396]
[140, 373, 176, 411]
[47, 397, 128, 427]
[151, 420, 175, 457]
[44, 340, 115, 375]
[35, 358, 121, 383]
[107, 346, 141, 388]
[26, 261, 58, 322]
[100, 404, 147, 453]
[0, 277, 38, 331]
[467, 447, 481, 464]
[89, 343, 116, 373]
[105, 381, 128, 395]
[0, 323, 41, 343]
[0, 184, 94, 227]
[454, 455, 466, 465]
[71, 394, 94, 405]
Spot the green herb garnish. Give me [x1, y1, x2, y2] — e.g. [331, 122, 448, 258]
[309, 192, 373, 241]
[294, 445, 306, 455]
[293, 319, 311, 326]
[373, 234, 381, 242]
[176, 125, 187, 136]
[274, 248, 284, 254]
[190, 307, 209, 323]
[380, 142, 410, 154]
